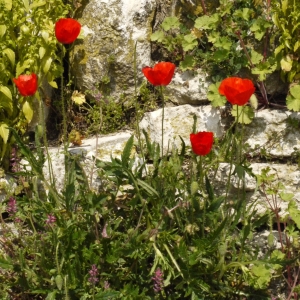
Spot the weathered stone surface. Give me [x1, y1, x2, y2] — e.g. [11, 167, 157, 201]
[243, 109, 300, 157]
[165, 70, 211, 105]
[73, 0, 156, 100]
[139, 104, 227, 154]
[213, 162, 300, 215]
[42, 131, 133, 191]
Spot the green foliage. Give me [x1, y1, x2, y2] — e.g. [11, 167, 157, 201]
[286, 84, 300, 111]
[0, 0, 70, 167]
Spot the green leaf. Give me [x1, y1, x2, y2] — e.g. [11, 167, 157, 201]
[233, 8, 252, 21]
[48, 81, 58, 88]
[16, 59, 31, 76]
[281, 55, 293, 72]
[250, 50, 263, 65]
[121, 135, 134, 167]
[3, 48, 15, 67]
[231, 105, 254, 124]
[55, 274, 63, 290]
[30, 0, 46, 9]
[207, 82, 227, 107]
[286, 85, 300, 111]
[23, 101, 33, 123]
[150, 31, 165, 43]
[279, 191, 294, 201]
[3, 0, 12, 10]
[194, 14, 219, 30]
[288, 200, 300, 230]
[179, 55, 195, 71]
[39, 47, 46, 59]
[43, 57, 52, 74]
[0, 123, 9, 144]
[0, 25, 6, 38]
[161, 16, 180, 31]
[71, 91, 86, 105]
[23, 0, 29, 12]
[0, 256, 13, 269]
[249, 94, 258, 109]
[290, 85, 300, 98]
[137, 178, 159, 197]
[182, 34, 198, 51]
[45, 291, 57, 300]
[95, 290, 120, 299]
[0, 86, 12, 101]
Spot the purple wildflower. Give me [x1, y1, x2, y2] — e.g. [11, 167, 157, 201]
[152, 268, 163, 293]
[7, 197, 17, 216]
[88, 264, 99, 285]
[10, 147, 20, 172]
[104, 280, 110, 290]
[45, 214, 56, 225]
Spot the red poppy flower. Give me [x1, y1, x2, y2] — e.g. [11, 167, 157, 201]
[55, 18, 81, 44]
[142, 62, 176, 86]
[190, 132, 214, 156]
[219, 77, 255, 106]
[13, 73, 38, 96]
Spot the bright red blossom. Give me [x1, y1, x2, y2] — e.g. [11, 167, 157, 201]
[219, 77, 255, 106]
[190, 132, 214, 156]
[55, 18, 81, 44]
[13, 74, 38, 96]
[142, 62, 176, 86]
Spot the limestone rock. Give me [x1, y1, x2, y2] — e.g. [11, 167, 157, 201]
[165, 70, 211, 105]
[139, 104, 227, 154]
[73, 0, 156, 100]
[243, 109, 300, 157]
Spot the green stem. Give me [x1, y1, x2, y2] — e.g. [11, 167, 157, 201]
[160, 86, 165, 157]
[134, 41, 147, 174]
[60, 48, 68, 184]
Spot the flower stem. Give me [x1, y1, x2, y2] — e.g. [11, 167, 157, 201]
[160, 86, 164, 157]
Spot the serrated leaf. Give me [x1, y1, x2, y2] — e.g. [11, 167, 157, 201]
[3, 0, 12, 10]
[289, 85, 300, 98]
[281, 55, 293, 72]
[286, 91, 300, 112]
[182, 34, 198, 51]
[279, 191, 294, 201]
[16, 59, 31, 76]
[23, 101, 33, 123]
[150, 31, 165, 43]
[161, 16, 180, 31]
[194, 14, 219, 30]
[207, 83, 227, 107]
[231, 105, 254, 124]
[179, 55, 195, 71]
[71, 90, 86, 105]
[288, 201, 300, 230]
[251, 50, 263, 65]
[0, 86, 12, 101]
[0, 123, 9, 144]
[0, 25, 6, 38]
